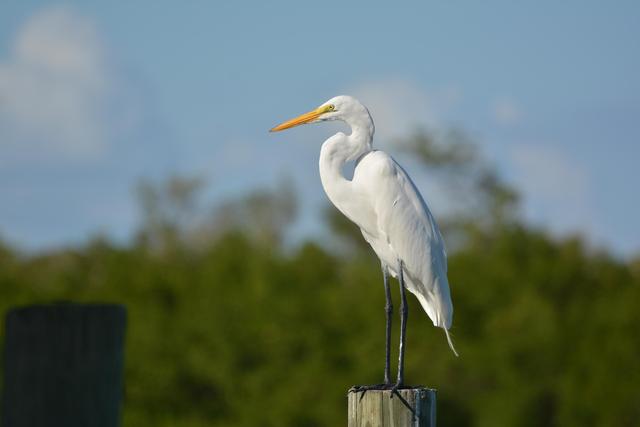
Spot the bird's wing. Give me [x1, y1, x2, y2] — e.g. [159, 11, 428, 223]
[356, 151, 453, 329]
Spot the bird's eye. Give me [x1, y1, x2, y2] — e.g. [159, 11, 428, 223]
[327, 105, 335, 111]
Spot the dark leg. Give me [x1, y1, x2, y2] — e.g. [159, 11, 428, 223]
[352, 261, 415, 416]
[383, 267, 393, 385]
[396, 260, 408, 387]
[349, 266, 393, 395]
[388, 260, 416, 416]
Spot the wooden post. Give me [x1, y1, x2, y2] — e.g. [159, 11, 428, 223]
[1, 303, 126, 427]
[348, 387, 436, 427]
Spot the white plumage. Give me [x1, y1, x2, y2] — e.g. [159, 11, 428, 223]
[271, 95, 458, 374]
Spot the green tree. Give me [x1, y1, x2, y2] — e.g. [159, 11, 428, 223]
[1, 132, 638, 426]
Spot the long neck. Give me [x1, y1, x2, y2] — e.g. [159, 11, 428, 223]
[319, 116, 374, 221]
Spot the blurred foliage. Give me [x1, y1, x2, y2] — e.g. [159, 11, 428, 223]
[1, 130, 639, 426]
[203, 177, 297, 248]
[135, 175, 297, 252]
[399, 128, 519, 229]
[135, 175, 206, 252]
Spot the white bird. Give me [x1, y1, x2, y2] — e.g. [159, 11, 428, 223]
[271, 95, 457, 390]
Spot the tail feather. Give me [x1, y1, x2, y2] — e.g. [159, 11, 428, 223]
[443, 327, 459, 357]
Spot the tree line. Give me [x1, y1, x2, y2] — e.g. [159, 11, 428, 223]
[0, 129, 638, 426]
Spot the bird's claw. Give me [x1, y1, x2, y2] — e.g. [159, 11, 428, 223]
[350, 383, 417, 416]
[349, 383, 393, 392]
[349, 383, 393, 402]
[389, 383, 416, 416]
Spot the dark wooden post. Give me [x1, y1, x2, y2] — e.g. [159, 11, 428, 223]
[1, 303, 126, 427]
[348, 388, 436, 426]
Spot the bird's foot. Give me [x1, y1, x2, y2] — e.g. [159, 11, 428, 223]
[350, 382, 417, 414]
[350, 383, 394, 402]
[389, 382, 416, 417]
[350, 382, 417, 416]
[349, 383, 393, 393]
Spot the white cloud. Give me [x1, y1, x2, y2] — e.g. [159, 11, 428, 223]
[349, 79, 460, 145]
[492, 96, 522, 125]
[0, 6, 170, 250]
[511, 144, 587, 200]
[0, 6, 125, 164]
[510, 143, 596, 233]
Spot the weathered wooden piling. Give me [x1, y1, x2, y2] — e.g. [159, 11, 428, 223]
[348, 387, 436, 427]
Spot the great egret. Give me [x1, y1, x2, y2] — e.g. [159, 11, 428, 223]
[270, 95, 458, 392]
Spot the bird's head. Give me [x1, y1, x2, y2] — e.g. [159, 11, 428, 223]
[270, 95, 372, 133]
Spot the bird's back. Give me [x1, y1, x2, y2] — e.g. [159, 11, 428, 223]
[353, 150, 453, 330]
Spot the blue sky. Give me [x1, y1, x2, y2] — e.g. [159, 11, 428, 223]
[1, 1, 639, 256]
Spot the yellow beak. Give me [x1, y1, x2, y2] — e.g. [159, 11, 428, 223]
[270, 105, 329, 132]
